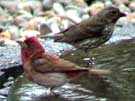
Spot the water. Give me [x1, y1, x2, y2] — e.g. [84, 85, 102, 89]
[8, 42, 135, 101]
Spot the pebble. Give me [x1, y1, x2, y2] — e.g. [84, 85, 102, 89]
[89, 2, 104, 15]
[20, 30, 40, 38]
[6, 26, 19, 40]
[42, 0, 55, 10]
[129, 1, 135, 11]
[3, 77, 14, 87]
[0, 87, 10, 96]
[66, 9, 82, 23]
[0, 39, 18, 46]
[0, 95, 7, 101]
[53, 3, 65, 16]
[13, 16, 27, 28]
[0, 30, 12, 40]
[3, 81, 14, 87]
[39, 23, 52, 35]
[0, 40, 5, 46]
[18, 1, 42, 14]
[126, 13, 135, 22]
[42, 0, 72, 10]
[48, 20, 60, 33]
[113, 0, 130, 5]
[118, 3, 131, 14]
[24, 17, 46, 30]
[0, 0, 135, 100]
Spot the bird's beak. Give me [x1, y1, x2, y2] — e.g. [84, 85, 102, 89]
[119, 11, 126, 17]
[16, 40, 27, 48]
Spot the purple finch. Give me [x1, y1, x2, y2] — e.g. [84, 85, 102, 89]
[17, 36, 109, 95]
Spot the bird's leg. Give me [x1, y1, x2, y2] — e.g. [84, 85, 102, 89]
[46, 87, 59, 96]
[46, 88, 54, 96]
[83, 49, 95, 67]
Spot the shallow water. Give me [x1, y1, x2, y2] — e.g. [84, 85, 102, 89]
[8, 43, 135, 101]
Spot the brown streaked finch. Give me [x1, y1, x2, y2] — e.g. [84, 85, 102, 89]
[41, 6, 126, 66]
[41, 6, 126, 50]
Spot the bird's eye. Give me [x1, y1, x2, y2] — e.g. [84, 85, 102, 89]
[111, 10, 118, 15]
[25, 42, 34, 49]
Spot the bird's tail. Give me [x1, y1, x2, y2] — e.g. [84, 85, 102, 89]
[88, 68, 110, 76]
[40, 33, 64, 41]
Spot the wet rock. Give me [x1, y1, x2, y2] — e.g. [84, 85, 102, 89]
[126, 13, 135, 22]
[0, 7, 9, 17]
[0, 18, 13, 26]
[81, 14, 89, 20]
[89, 2, 104, 15]
[3, 77, 14, 87]
[18, 11, 33, 20]
[0, 87, 10, 96]
[0, 40, 5, 46]
[61, 19, 71, 30]
[0, 95, 7, 101]
[66, 9, 82, 23]
[6, 26, 19, 40]
[18, 2, 31, 13]
[113, 0, 130, 5]
[13, 16, 27, 28]
[20, 30, 40, 38]
[0, 26, 4, 33]
[39, 23, 52, 35]
[107, 16, 135, 44]
[18, 1, 42, 15]
[0, 30, 12, 40]
[8, 77, 14, 81]
[0, 72, 5, 87]
[0, 1, 18, 14]
[42, 0, 72, 10]
[3, 81, 14, 87]
[0, 45, 21, 70]
[23, 17, 46, 31]
[0, 39, 18, 46]
[129, 1, 135, 11]
[42, 0, 55, 10]
[47, 19, 61, 33]
[104, 1, 113, 6]
[53, 3, 65, 16]
[118, 3, 131, 14]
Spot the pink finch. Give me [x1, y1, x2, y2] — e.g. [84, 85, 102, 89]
[17, 36, 109, 95]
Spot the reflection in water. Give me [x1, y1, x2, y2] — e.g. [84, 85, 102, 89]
[8, 43, 135, 101]
[10, 74, 109, 101]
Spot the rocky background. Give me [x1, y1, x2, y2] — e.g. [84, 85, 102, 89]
[1, 0, 135, 101]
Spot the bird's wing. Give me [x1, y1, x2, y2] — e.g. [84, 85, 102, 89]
[56, 20, 105, 43]
[27, 51, 88, 73]
[27, 51, 109, 76]
[26, 51, 109, 77]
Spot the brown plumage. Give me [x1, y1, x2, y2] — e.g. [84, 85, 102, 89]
[42, 6, 126, 50]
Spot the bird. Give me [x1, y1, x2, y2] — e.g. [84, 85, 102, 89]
[40, 6, 126, 66]
[41, 6, 126, 50]
[17, 36, 109, 95]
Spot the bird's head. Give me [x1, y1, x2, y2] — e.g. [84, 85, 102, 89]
[97, 6, 126, 23]
[17, 36, 45, 63]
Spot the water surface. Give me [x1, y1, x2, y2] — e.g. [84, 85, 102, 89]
[8, 43, 135, 101]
